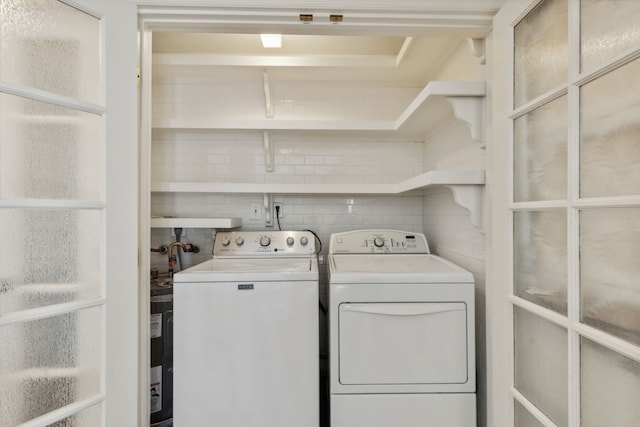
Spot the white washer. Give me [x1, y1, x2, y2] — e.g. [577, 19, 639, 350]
[328, 229, 476, 427]
[173, 231, 319, 427]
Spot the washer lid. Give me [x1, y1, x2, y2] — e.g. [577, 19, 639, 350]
[174, 257, 318, 282]
[329, 254, 473, 284]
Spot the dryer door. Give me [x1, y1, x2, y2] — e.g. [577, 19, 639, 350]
[338, 302, 468, 385]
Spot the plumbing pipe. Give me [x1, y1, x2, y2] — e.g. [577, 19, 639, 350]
[174, 227, 184, 270]
[167, 241, 199, 278]
[150, 245, 168, 254]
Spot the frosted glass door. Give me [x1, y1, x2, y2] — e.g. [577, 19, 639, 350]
[496, 0, 640, 426]
[0, 1, 137, 426]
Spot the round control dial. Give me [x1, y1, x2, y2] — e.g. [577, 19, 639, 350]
[373, 237, 385, 247]
[300, 236, 308, 245]
[235, 237, 244, 246]
[221, 236, 231, 246]
[286, 237, 295, 246]
[259, 236, 271, 247]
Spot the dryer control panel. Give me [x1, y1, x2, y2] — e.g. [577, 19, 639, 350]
[214, 230, 316, 257]
[329, 229, 430, 254]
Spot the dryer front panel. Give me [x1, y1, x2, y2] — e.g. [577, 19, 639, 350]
[328, 281, 475, 394]
[338, 302, 468, 386]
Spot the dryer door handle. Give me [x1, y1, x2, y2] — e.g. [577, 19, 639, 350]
[340, 302, 464, 317]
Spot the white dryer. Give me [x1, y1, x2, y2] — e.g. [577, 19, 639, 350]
[173, 231, 319, 427]
[328, 229, 476, 427]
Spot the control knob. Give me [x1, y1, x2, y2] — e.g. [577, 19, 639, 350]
[300, 236, 308, 245]
[221, 236, 231, 246]
[260, 236, 271, 247]
[286, 236, 295, 246]
[235, 237, 244, 246]
[373, 236, 385, 247]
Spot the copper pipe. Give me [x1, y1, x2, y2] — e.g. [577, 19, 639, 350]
[167, 241, 199, 278]
[150, 245, 168, 254]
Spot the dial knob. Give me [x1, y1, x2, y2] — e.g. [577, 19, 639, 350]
[235, 237, 244, 246]
[221, 236, 231, 246]
[300, 236, 309, 245]
[373, 236, 385, 247]
[286, 236, 295, 246]
[259, 236, 271, 247]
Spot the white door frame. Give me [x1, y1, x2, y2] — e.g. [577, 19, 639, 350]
[486, 1, 519, 425]
[95, 0, 140, 425]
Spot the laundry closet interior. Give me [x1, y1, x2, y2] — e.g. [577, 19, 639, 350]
[139, 7, 489, 427]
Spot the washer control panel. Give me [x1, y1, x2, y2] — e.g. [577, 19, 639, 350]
[214, 231, 316, 257]
[329, 229, 430, 254]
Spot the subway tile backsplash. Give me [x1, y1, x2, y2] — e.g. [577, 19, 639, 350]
[151, 194, 424, 277]
[151, 132, 424, 185]
[153, 80, 418, 123]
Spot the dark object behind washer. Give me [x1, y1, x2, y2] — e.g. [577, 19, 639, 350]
[150, 280, 173, 425]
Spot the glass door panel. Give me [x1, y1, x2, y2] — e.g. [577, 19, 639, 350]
[580, 208, 640, 346]
[580, 58, 640, 198]
[47, 403, 102, 427]
[580, 0, 640, 72]
[514, 0, 568, 107]
[0, 306, 102, 425]
[514, 400, 545, 427]
[0, 0, 101, 104]
[514, 210, 567, 314]
[514, 95, 567, 202]
[0, 93, 102, 200]
[514, 306, 568, 426]
[580, 338, 640, 427]
[0, 209, 102, 314]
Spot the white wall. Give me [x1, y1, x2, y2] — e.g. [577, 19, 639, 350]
[422, 38, 488, 427]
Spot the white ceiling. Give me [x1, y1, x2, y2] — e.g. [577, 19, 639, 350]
[148, 3, 503, 87]
[153, 32, 470, 87]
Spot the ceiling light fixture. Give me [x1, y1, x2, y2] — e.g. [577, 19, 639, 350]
[260, 34, 282, 48]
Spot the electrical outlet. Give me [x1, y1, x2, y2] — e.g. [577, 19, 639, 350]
[274, 203, 284, 218]
[250, 202, 262, 220]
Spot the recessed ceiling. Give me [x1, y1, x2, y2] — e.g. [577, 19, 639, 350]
[152, 32, 467, 87]
[153, 33, 409, 55]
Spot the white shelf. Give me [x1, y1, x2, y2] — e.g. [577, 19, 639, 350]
[152, 170, 484, 195]
[151, 169, 485, 229]
[152, 81, 486, 143]
[152, 182, 398, 195]
[395, 169, 485, 192]
[150, 216, 242, 229]
[395, 81, 485, 142]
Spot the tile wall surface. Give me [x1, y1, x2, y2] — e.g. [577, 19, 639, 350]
[423, 183, 487, 427]
[153, 79, 418, 123]
[151, 131, 425, 184]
